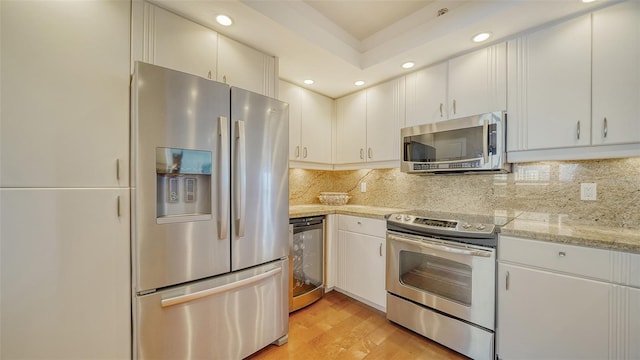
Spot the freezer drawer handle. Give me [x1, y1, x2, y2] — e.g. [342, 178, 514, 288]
[160, 267, 282, 308]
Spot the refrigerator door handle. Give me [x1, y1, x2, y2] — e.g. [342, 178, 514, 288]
[218, 116, 230, 240]
[235, 120, 247, 238]
[160, 267, 282, 307]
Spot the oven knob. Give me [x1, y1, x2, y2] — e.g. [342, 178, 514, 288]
[462, 223, 472, 229]
[404, 215, 411, 221]
[476, 224, 487, 230]
[395, 215, 402, 220]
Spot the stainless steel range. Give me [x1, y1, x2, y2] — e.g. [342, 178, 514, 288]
[386, 211, 512, 360]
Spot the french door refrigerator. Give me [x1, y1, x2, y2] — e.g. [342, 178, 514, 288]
[131, 62, 289, 359]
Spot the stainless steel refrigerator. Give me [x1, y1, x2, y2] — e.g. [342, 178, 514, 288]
[130, 62, 289, 359]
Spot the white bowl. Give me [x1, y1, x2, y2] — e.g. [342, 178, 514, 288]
[318, 192, 351, 205]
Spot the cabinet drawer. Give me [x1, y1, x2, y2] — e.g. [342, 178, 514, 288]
[338, 215, 385, 238]
[499, 236, 611, 281]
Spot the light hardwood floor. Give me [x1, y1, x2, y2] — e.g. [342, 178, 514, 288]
[247, 290, 468, 360]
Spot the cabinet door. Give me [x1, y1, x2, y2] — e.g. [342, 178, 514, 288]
[0, 189, 130, 359]
[366, 78, 403, 162]
[592, 1, 640, 146]
[336, 91, 367, 164]
[0, 1, 129, 187]
[301, 89, 333, 164]
[497, 263, 610, 359]
[146, 4, 217, 79]
[448, 43, 506, 119]
[509, 15, 591, 151]
[405, 62, 448, 126]
[337, 230, 386, 310]
[279, 80, 303, 160]
[218, 35, 276, 96]
[628, 287, 640, 359]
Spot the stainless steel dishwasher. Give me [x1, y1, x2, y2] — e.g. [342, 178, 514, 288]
[289, 216, 325, 312]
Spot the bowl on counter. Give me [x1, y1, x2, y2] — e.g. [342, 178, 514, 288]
[318, 192, 351, 206]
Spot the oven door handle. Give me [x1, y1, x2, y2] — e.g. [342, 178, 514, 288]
[389, 234, 492, 258]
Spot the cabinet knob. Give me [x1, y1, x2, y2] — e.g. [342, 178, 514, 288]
[558, 251, 566, 257]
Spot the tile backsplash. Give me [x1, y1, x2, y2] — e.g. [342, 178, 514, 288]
[289, 158, 640, 228]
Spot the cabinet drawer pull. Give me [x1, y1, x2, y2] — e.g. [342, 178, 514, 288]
[558, 251, 566, 257]
[303, 147, 308, 159]
[116, 158, 120, 181]
[453, 99, 457, 115]
[379, 243, 382, 257]
[207, 70, 212, 80]
[117, 196, 121, 217]
[360, 148, 364, 160]
[576, 121, 581, 140]
[368, 148, 372, 159]
[439, 103, 443, 117]
[295, 146, 300, 158]
[603, 117, 608, 138]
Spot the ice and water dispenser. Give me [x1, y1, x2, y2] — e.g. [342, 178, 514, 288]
[156, 147, 212, 223]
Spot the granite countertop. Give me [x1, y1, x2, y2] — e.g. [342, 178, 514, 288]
[290, 205, 640, 254]
[289, 204, 407, 220]
[500, 212, 640, 254]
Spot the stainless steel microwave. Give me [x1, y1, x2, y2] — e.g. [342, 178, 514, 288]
[400, 111, 510, 174]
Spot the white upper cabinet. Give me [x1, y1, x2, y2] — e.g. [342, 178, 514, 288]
[448, 43, 507, 119]
[592, 0, 640, 146]
[143, 4, 217, 79]
[217, 35, 276, 97]
[280, 80, 332, 166]
[0, 0, 130, 188]
[336, 91, 367, 164]
[366, 78, 404, 163]
[336, 78, 404, 167]
[405, 62, 448, 127]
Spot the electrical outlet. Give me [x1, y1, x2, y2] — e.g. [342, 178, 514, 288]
[360, 182, 367, 193]
[580, 183, 597, 201]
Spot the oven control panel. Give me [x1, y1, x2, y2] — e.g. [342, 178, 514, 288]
[387, 213, 496, 238]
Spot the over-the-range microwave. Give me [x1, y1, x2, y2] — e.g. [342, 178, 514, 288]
[401, 111, 510, 174]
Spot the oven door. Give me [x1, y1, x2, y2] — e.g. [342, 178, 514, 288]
[386, 230, 496, 330]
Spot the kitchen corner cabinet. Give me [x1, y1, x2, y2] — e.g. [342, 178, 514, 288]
[335, 78, 404, 167]
[280, 80, 333, 167]
[497, 235, 640, 360]
[336, 215, 386, 311]
[217, 35, 277, 97]
[592, 0, 640, 146]
[0, 189, 131, 359]
[0, 0, 130, 187]
[142, 4, 218, 80]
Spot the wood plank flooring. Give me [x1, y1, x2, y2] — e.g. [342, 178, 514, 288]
[247, 290, 468, 360]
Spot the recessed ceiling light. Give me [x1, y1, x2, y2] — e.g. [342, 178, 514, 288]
[472, 32, 492, 43]
[402, 62, 415, 69]
[216, 14, 233, 26]
[581, 0, 596, 3]
[303, 79, 314, 85]
[354, 80, 365, 86]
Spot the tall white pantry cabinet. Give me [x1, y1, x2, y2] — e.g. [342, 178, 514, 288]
[0, 1, 131, 359]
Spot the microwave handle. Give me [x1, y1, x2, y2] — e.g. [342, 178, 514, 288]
[388, 233, 492, 258]
[482, 119, 489, 164]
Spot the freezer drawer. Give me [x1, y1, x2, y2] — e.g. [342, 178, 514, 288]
[134, 259, 288, 359]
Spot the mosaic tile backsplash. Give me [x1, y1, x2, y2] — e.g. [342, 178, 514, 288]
[289, 158, 640, 229]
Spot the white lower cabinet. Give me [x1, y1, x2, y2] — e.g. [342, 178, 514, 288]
[498, 235, 640, 360]
[0, 189, 131, 359]
[336, 215, 386, 311]
[497, 263, 610, 359]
